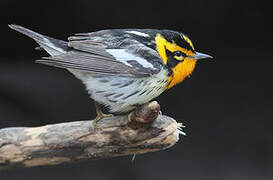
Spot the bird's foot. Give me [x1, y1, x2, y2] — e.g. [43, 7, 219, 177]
[93, 101, 113, 128]
[93, 113, 113, 128]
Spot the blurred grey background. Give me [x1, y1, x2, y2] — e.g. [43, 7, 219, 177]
[0, 0, 272, 179]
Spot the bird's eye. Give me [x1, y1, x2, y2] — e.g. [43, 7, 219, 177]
[173, 51, 185, 61]
[174, 51, 183, 57]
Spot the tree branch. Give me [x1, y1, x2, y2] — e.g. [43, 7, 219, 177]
[0, 101, 184, 169]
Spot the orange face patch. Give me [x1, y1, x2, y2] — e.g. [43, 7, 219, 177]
[167, 58, 197, 88]
[155, 33, 197, 89]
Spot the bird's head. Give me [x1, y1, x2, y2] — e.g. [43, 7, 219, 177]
[155, 30, 212, 88]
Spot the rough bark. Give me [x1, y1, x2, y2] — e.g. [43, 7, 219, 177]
[0, 101, 184, 169]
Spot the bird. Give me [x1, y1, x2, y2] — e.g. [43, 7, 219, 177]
[9, 24, 212, 126]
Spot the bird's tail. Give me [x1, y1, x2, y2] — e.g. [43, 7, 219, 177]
[9, 24, 69, 56]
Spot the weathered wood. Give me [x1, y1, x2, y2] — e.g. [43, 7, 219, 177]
[0, 101, 184, 169]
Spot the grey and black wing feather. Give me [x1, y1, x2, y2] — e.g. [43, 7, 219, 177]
[10, 25, 162, 77]
[38, 39, 160, 77]
[38, 49, 148, 77]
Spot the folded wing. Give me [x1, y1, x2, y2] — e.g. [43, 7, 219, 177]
[37, 35, 162, 77]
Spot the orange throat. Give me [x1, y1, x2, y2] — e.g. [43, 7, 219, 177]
[167, 59, 197, 89]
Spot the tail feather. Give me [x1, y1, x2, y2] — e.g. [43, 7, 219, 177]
[9, 24, 69, 56]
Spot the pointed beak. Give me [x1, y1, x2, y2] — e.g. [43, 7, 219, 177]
[191, 52, 213, 60]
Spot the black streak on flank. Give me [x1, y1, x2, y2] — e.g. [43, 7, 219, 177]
[111, 83, 121, 86]
[156, 86, 162, 91]
[113, 93, 124, 98]
[146, 89, 154, 95]
[119, 80, 134, 88]
[108, 99, 117, 103]
[157, 79, 167, 84]
[96, 90, 105, 94]
[104, 93, 115, 97]
[139, 89, 148, 96]
[122, 91, 139, 100]
[99, 79, 109, 83]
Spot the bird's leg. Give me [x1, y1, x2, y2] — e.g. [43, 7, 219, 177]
[93, 101, 113, 127]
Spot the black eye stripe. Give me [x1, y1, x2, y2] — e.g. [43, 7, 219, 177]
[165, 48, 173, 57]
[165, 48, 184, 68]
[165, 48, 187, 58]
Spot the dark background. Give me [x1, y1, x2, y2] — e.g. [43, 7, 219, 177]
[0, 0, 272, 179]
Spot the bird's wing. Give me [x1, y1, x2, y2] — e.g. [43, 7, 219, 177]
[37, 34, 163, 77]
